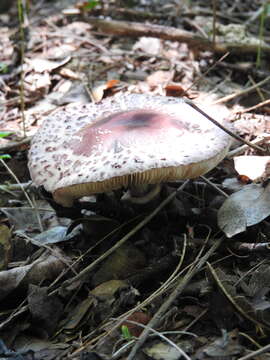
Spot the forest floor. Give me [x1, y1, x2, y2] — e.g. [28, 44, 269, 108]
[0, 0, 270, 359]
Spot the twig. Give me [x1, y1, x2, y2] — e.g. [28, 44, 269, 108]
[183, 52, 229, 96]
[212, 75, 270, 104]
[126, 237, 223, 360]
[200, 175, 229, 198]
[60, 181, 190, 289]
[207, 262, 270, 331]
[89, 17, 270, 55]
[120, 320, 192, 360]
[226, 137, 269, 158]
[0, 181, 33, 192]
[233, 98, 270, 114]
[185, 99, 266, 152]
[238, 343, 270, 360]
[0, 159, 33, 207]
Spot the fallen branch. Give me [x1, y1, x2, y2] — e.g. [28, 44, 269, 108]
[89, 17, 270, 55]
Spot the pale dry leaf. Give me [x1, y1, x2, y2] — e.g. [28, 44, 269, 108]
[26, 57, 70, 73]
[133, 37, 161, 55]
[218, 183, 270, 238]
[234, 156, 270, 181]
[147, 70, 174, 88]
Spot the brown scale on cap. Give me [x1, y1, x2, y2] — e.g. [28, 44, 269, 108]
[28, 93, 231, 207]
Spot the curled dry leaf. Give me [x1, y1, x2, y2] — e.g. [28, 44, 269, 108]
[143, 340, 190, 360]
[26, 57, 71, 73]
[91, 79, 120, 102]
[218, 183, 270, 238]
[0, 249, 69, 301]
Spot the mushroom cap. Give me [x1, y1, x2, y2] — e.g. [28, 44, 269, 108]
[28, 93, 231, 206]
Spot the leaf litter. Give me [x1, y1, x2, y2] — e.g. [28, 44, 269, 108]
[0, 0, 270, 359]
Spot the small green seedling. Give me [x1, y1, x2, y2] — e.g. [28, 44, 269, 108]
[0, 63, 8, 74]
[0, 132, 12, 160]
[121, 325, 133, 340]
[0, 132, 12, 138]
[83, 1, 99, 9]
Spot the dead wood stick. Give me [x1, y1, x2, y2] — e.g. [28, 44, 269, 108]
[212, 76, 270, 105]
[89, 17, 270, 55]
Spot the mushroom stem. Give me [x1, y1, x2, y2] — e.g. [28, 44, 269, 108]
[121, 184, 161, 205]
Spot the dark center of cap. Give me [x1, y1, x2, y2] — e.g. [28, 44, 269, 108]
[68, 110, 188, 157]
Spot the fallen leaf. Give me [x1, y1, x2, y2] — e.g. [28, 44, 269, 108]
[133, 37, 161, 55]
[234, 155, 270, 182]
[0, 224, 11, 270]
[218, 183, 270, 237]
[91, 279, 128, 300]
[123, 311, 151, 337]
[147, 70, 174, 88]
[26, 57, 71, 73]
[195, 329, 243, 359]
[91, 79, 120, 102]
[165, 84, 186, 97]
[91, 243, 146, 286]
[144, 340, 192, 360]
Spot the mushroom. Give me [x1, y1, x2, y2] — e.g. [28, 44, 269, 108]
[28, 93, 231, 207]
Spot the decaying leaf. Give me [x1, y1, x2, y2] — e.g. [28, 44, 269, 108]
[1, 207, 45, 231]
[28, 285, 63, 336]
[195, 329, 243, 359]
[60, 297, 94, 332]
[123, 311, 151, 337]
[0, 249, 69, 301]
[218, 183, 270, 237]
[0, 224, 11, 270]
[91, 244, 146, 286]
[144, 340, 192, 360]
[91, 279, 128, 300]
[91, 79, 120, 102]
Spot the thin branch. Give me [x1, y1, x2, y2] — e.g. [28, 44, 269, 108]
[185, 99, 266, 152]
[60, 181, 190, 289]
[89, 17, 270, 55]
[212, 75, 270, 105]
[126, 238, 223, 360]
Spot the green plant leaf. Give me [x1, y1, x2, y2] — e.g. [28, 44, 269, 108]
[83, 1, 99, 9]
[121, 325, 132, 340]
[0, 132, 12, 138]
[0, 63, 9, 74]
